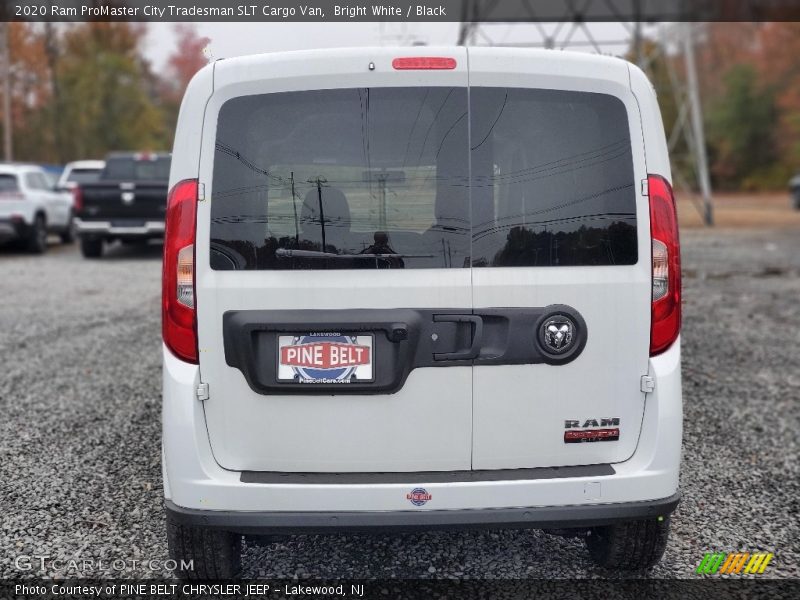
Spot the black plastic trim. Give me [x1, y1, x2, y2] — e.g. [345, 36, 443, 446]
[0, 217, 30, 239]
[223, 304, 587, 395]
[241, 464, 614, 484]
[165, 492, 680, 535]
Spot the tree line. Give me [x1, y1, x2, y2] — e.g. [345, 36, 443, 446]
[1, 22, 798, 190]
[641, 22, 800, 190]
[2, 22, 207, 165]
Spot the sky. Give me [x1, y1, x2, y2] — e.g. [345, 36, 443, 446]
[144, 22, 637, 68]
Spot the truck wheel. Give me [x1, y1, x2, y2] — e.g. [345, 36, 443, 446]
[166, 512, 241, 579]
[27, 215, 48, 254]
[585, 517, 670, 570]
[60, 213, 75, 244]
[80, 238, 103, 258]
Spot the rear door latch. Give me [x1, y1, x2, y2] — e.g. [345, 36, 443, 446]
[432, 314, 483, 361]
[196, 382, 209, 401]
[640, 375, 655, 393]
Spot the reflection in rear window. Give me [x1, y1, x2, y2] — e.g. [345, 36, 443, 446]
[210, 88, 469, 270]
[471, 88, 637, 267]
[209, 87, 637, 270]
[0, 174, 18, 192]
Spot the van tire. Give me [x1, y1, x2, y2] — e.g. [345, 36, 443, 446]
[80, 238, 103, 258]
[584, 517, 670, 570]
[27, 215, 48, 254]
[166, 513, 242, 579]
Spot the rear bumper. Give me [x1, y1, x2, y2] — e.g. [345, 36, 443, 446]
[165, 493, 680, 535]
[0, 217, 30, 242]
[75, 218, 164, 238]
[162, 340, 682, 519]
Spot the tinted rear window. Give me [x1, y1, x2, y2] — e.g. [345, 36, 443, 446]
[210, 88, 469, 270]
[0, 174, 19, 192]
[102, 157, 171, 181]
[67, 168, 102, 184]
[470, 88, 637, 267]
[210, 87, 636, 270]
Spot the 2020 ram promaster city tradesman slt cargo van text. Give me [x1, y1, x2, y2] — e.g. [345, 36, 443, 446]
[162, 48, 682, 578]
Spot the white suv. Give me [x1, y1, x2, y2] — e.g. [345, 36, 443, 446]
[162, 47, 682, 578]
[0, 163, 76, 253]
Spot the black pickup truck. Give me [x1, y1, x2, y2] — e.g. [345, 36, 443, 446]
[75, 152, 171, 258]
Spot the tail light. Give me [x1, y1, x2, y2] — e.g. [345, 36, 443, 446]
[72, 186, 83, 212]
[163, 179, 198, 363]
[648, 174, 681, 356]
[392, 57, 457, 70]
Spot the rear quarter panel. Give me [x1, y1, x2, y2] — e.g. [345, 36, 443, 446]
[169, 63, 216, 188]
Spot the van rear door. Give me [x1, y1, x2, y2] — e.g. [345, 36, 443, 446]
[467, 49, 652, 469]
[195, 49, 474, 472]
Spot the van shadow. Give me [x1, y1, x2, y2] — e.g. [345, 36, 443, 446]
[239, 529, 599, 579]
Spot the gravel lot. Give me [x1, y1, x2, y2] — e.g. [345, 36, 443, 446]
[0, 229, 798, 580]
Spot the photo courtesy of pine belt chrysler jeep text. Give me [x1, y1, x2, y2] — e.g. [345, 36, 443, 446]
[161, 47, 682, 578]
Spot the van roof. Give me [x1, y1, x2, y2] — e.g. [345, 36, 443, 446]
[215, 45, 628, 68]
[212, 46, 632, 89]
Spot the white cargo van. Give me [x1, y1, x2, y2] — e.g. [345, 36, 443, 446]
[162, 47, 682, 578]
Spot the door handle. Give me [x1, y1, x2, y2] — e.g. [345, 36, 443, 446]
[433, 314, 483, 361]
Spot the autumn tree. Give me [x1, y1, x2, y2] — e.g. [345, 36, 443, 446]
[3, 23, 56, 162]
[158, 24, 210, 146]
[756, 22, 800, 178]
[56, 23, 166, 159]
[707, 64, 779, 188]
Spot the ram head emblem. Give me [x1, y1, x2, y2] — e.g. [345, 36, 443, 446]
[543, 318, 574, 352]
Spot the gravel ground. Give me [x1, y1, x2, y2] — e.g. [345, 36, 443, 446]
[0, 230, 798, 580]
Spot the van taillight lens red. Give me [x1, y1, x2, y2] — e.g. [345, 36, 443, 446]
[392, 57, 457, 70]
[648, 174, 681, 356]
[163, 179, 198, 363]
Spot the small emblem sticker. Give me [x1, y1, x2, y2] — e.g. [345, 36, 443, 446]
[406, 487, 432, 506]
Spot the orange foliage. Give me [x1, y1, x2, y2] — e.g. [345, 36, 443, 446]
[164, 24, 210, 103]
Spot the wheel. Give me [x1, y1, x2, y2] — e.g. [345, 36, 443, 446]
[60, 213, 75, 244]
[166, 511, 241, 579]
[80, 238, 103, 258]
[27, 214, 48, 254]
[792, 190, 800, 211]
[585, 517, 670, 570]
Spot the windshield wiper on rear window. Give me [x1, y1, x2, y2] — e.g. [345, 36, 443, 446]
[275, 249, 435, 259]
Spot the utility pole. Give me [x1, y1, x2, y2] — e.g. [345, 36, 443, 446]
[682, 23, 714, 226]
[0, 22, 12, 161]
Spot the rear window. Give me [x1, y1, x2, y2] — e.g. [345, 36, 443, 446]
[210, 88, 469, 270]
[67, 168, 102, 184]
[102, 156, 171, 181]
[0, 174, 19, 192]
[209, 86, 636, 270]
[470, 88, 637, 267]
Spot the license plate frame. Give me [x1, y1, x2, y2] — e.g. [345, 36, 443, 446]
[276, 333, 375, 384]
